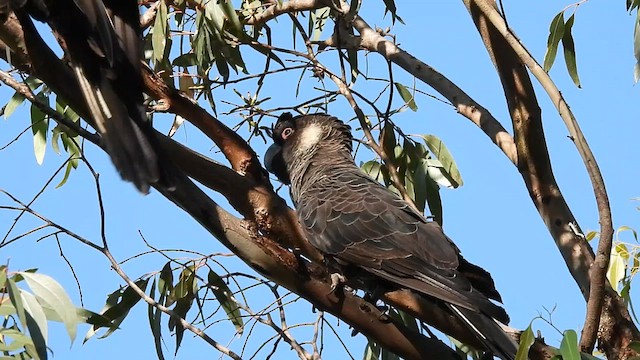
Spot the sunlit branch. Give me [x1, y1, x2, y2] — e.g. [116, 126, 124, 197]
[466, 0, 616, 355]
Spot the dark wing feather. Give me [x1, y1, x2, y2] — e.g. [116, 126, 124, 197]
[66, 0, 162, 193]
[10, 0, 168, 193]
[296, 169, 508, 323]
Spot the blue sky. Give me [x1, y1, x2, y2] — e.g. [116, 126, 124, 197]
[1, 1, 638, 359]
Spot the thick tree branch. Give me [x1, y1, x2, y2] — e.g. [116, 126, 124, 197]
[153, 167, 461, 360]
[141, 64, 266, 183]
[244, 0, 330, 26]
[464, 0, 631, 358]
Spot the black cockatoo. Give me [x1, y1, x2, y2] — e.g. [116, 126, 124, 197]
[3, 0, 167, 193]
[265, 113, 518, 360]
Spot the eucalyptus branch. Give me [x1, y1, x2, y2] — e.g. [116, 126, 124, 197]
[244, 0, 331, 26]
[234, 300, 311, 360]
[466, 0, 614, 354]
[322, 3, 518, 165]
[103, 249, 243, 360]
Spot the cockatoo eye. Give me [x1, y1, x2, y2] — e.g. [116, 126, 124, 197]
[281, 127, 294, 140]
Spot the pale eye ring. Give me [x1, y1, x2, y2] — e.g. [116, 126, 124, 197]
[281, 127, 294, 140]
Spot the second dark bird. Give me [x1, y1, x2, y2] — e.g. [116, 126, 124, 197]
[5, 0, 167, 193]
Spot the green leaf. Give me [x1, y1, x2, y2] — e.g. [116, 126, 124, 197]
[147, 279, 165, 360]
[30, 98, 49, 165]
[94, 279, 149, 340]
[586, 231, 598, 241]
[51, 129, 61, 155]
[0, 328, 33, 352]
[607, 245, 627, 293]
[0, 266, 6, 289]
[629, 341, 640, 353]
[159, 261, 174, 306]
[381, 0, 403, 24]
[101, 280, 148, 322]
[208, 270, 243, 333]
[4, 92, 25, 119]
[619, 225, 638, 242]
[7, 277, 28, 330]
[515, 324, 535, 360]
[424, 173, 443, 225]
[559, 330, 580, 360]
[347, 48, 359, 83]
[169, 296, 193, 355]
[382, 122, 396, 162]
[420, 134, 463, 187]
[544, 11, 565, 71]
[363, 338, 381, 360]
[361, 160, 388, 184]
[19, 272, 78, 343]
[172, 53, 197, 67]
[20, 290, 48, 359]
[561, 14, 581, 88]
[310, 7, 330, 42]
[393, 82, 417, 111]
[55, 97, 79, 123]
[219, 0, 241, 34]
[172, 266, 196, 300]
[411, 152, 428, 212]
[55, 161, 75, 188]
[152, 1, 168, 63]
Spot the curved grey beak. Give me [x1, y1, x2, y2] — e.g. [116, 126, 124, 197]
[264, 143, 290, 185]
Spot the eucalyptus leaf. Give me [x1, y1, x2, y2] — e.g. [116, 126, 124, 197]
[420, 134, 462, 187]
[19, 272, 78, 343]
[607, 245, 627, 293]
[4, 92, 25, 119]
[20, 290, 48, 344]
[152, 1, 168, 63]
[7, 277, 27, 331]
[147, 279, 165, 360]
[208, 270, 243, 333]
[561, 14, 581, 87]
[515, 324, 535, 360]
[544, 11, 565, 71]
[393, 82, 417, 111]
[30, 98, 49, 165]
[363, 338, 381, 360]
[559, 330, 580, 360]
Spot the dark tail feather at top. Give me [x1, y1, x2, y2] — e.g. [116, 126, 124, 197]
[6, 0, 176, 194]
[74, 65, 170, 194]
[448, 304, 518, 360]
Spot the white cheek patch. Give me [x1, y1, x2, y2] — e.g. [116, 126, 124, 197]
[297, 123, 323, 151]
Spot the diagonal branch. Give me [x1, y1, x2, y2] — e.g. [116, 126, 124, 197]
[244, 0, 330, 26]
[464, 0, 627, 358]
[141, 63, 267, 183]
